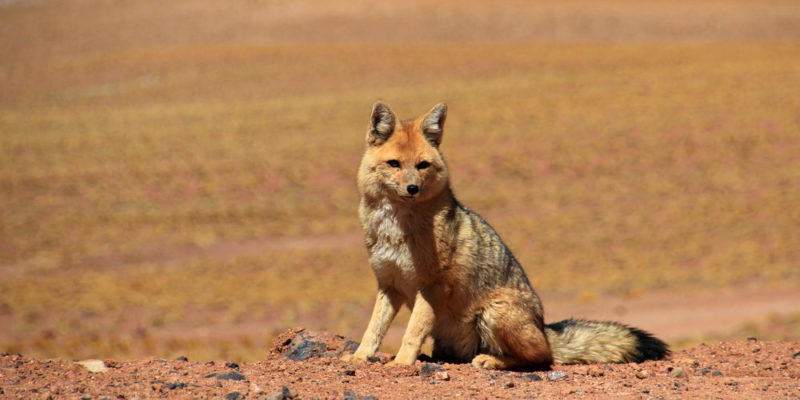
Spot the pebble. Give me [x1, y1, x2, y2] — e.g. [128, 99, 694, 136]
[547, 371, 568, 381]
[225, 392, 242, 400]
[434, 371, 450, 381]
[669, 367, 687, 378]
[216, 372, 247, 381]
[76, 360, 109, 373]
[262, 392, 286, 400]
[166, 382, 188, 390]
[635, 369, 650, 379]
[525, 373, 543, 381]
[420, 362, 444, 379]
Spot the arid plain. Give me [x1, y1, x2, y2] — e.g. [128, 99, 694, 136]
[1, 0, 799, 363]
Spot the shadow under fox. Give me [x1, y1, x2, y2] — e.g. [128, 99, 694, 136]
[342, 102, 668, 369]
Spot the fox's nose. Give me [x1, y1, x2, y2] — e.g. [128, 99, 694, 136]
[407, 185, 419, 195]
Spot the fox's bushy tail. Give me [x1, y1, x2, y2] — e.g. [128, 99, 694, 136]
[545, 319, 669, 364]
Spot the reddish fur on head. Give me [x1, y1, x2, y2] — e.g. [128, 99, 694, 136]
[358, 102, 449, 204]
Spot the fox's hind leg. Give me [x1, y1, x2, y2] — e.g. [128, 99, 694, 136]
[472, 287, 553, 369]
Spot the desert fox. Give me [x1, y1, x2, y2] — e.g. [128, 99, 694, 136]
[342, 102, 668, 369]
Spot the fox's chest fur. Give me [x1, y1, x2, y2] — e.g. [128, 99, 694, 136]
[360, 197, 440, 302]
[362, 198, 415, 276]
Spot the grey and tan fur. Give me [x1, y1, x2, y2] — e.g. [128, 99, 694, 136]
[342, 102, 668, 369]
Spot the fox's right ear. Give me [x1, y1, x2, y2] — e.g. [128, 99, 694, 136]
[367, 102, 396, 146]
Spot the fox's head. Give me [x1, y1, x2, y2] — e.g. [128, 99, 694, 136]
[358, 102, 450, 204]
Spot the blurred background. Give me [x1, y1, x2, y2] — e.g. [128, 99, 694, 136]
[1, 0, 799, 362]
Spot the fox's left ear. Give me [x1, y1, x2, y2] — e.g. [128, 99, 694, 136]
[421, 103, 447, 146]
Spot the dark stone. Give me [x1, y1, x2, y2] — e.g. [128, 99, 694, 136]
[216, 372, 247, 381]
[420, 362, 444, 379]
[343, 369, 356, 376]
[711, 371, 723, 377]
[282, 386, 295, 399]
[524, 374, 543, 381]
[343, 340, 360, 354]
[166, 382, 187, 390]
[225, 362, 240, 369]
[343, 390, 378, 400]
[225, 391, 242, 400]
[175, 356, 188, 361]
[284, 332, 327, 361]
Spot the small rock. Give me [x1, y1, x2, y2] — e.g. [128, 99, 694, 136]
[282, 332, 327, 361]
[668, 367, 687, 378]
[711, 370, 723, 377]
[343, 369, 356, 376]
[343, 390, 378, 400]
[792, 350, 800, 358]
[635, 369, 650, 379]
[76, 360, 109, 373]
[166, 382, 188, 390]
[525, 374, 543, 381]
[420, 362, 444, 379]
[504, 381, 515, 388]
[262, 392, 286, 400]
[175, 356, 189, 361]
[547, 371, 568, 381]
[684, 358, 700, 367]
[747, 337, 758, 342]
[216, 372, 247, 381]
[225, 392, 242, 400]
[281, 386, 295, 399]
[434, 371, 450, 381]
[225, 362, 240, 369]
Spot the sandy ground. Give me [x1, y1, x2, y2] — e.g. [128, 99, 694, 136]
[2, 328, 798, 399]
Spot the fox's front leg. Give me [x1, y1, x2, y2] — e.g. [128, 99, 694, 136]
[389, 291, 435, 366]
[342, 289, 403, 362]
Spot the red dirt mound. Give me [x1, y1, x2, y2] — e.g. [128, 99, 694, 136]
[1, 328, 798, 399]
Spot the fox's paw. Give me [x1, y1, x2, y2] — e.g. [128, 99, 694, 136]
[386, 359, 415, 368]
[471, 354, 507, 370]
[340, 352, 368, 364]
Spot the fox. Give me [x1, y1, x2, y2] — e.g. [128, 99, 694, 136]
[341, 101, 669, 370]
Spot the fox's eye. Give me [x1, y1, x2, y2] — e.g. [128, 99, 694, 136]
[386, 160, 401, 168]
[416, 161, 431, 170]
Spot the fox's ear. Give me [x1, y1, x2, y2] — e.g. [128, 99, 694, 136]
[367, 101, 396, 146]
[421, 103, 447, 146]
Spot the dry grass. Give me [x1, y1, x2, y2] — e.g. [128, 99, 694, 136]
[1, 0, 799, 361]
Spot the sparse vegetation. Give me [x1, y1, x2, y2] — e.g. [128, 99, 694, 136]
[1, 0, 798, 361]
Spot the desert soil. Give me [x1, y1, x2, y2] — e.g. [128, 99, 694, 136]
[2, 328, 798, 400]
